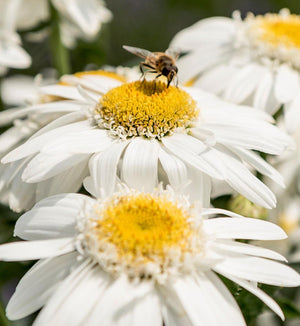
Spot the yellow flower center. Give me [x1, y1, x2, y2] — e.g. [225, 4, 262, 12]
[248, 11, 300, 67]
[85, 191, 203, 280]
[94, 80, 198, 139]
[74, 70, 126, 82]
[255, 14, 300, 49]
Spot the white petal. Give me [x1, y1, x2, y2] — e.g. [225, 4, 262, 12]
[214, 256, 300, 287]
[15, 193, 93, 240]
[85, 276, 156, 326]
[0, 107, 28, 127]
[129, 289, 161, 326]
[9, 165, 36, 212]
[0, 158, 28, 194]
[170, 17, 235, 51]
[2, 120, 90, 163]
[253, 68, 273, 110]
[159, 285, 193, 326]
[32, 111, 87, 138]
[201, 207, 245, 218]
[177, 46, 230, 83]
[284, 92, 300, 133]
[204, 122, 292, 155]
[203, 217, 287, 240]
[199, 99, 273, 123]
[184, 167, 211, 207]
[223, 64, 263, 104]
[33, 260, 101, 326]
[229, 147, 285, 187]
[212, 240, 287, 262]
[22, 152, 89, 182]
[1, 75, 33, 106]
[0, 123, 35, 154]
[41, 129, 112, 155]
[172, 272, 245, 326]
[162, 134, 225, 180]
[217, 149, 276, 208]
[194, 64, 236, 95]
[0, 41, 31, 69]
[158, 148, 188, 190]
[39, 85, 84, 101]
[6, 252, 78, 320]
[0, 101, 81, 128]
[274, 64, 300, 103]
[85, 141, 128, 197]
[0, 238, 74, 261]
[122, 138, 160, 191]
[223, 274, 284, 320]
[35, 159, 88, 201]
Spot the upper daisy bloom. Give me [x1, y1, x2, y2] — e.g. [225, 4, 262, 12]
[1, 186, 299, 324]
[0, 0, 31, 74]
[170, 9, 300, 133]
[0, 72, 292, 211]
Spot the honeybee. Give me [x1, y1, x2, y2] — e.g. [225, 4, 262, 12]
[123, 45, 180, 87]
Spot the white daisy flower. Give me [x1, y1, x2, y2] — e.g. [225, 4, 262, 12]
[0, 71, 292, 212]
[14, 0, 112, 48]
[170, 9, 300, 133]
[1, 186, 299, 324]
[0, 69, 136, 212]
[52, 0, 112, 48]
[0, 0, 31, 74]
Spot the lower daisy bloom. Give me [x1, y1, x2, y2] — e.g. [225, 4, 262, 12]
[0, 71, 292, 211]
[170, 9, 300, 133]
[1, 187, 299, 325]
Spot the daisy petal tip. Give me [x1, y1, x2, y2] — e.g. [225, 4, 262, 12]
[1, 154, 11, 164]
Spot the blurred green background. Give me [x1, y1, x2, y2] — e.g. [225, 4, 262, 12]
[1, 0, 300, 325]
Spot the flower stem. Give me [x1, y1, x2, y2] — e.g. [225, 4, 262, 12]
[49, 3, 71, 76]
[0, 299, 10, 326]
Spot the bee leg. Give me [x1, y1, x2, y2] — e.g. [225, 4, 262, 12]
[139, 63, 146, 81]
[167, 78, 171, 88]
[155, 74, 162, 79]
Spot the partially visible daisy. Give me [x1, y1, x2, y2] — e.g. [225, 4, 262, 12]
[0, 68, 136, 211]
[15, 0, 112, 48]
[52, 0, 112, 48]
[0, 0, 31, 74]
[170, 9, 300, 133]
[1, 186, 299, 324]
[0, 71, 292, 211]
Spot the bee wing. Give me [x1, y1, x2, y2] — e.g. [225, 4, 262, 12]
[123, 45, 153, 59]
[165, 48, 181, 60]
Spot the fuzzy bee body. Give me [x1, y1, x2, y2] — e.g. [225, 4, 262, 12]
[123, 45, 179, 87]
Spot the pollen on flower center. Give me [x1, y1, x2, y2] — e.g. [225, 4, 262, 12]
[84, 191, 204, 280]
[93, 80, 198, 139]
[247, 11, 300, 67]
